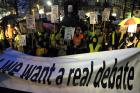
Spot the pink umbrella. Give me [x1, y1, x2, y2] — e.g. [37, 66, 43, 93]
[43, 23, 53, 29]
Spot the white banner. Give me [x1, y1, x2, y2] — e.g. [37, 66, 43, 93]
[0, 48, 140, 93]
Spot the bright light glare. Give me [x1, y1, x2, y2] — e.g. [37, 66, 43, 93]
[5, 11, 11, 16]
[47, 1, 52, 6]
[60, 16, 64, 21]
[39, 9, 44, 14]
[112, 13, 116, 17]
[86, 12, 90, 17]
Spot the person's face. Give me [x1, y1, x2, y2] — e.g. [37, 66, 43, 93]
[75, 30, 80, 34]
[92, 38, 97, 43]
[75, 27, 81, 34]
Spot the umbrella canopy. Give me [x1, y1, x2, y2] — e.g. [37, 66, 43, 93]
[118, 17, 140, 27]
[112, 19, 122, 25]
[43, 23, 53, 29]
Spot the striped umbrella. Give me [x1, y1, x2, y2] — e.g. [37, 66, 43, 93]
[118, 17, 140, 27]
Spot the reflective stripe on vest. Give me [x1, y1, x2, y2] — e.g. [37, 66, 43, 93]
[89, 43, 101, 52]
[119, 32, 124, 43]
[112, 31, 115, 45]
[0, 32, 4, 40]
[137, 41, 140, 48]
[50, 34, 55, 47]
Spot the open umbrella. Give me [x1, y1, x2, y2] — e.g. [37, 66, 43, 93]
[118, 17, 140, 27]
[112, 19, 122, 25]
[43, 23, 53, 29]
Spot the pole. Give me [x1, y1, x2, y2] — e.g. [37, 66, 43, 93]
[139, 0, 140, 9]
[123, 0, 127, 19]
[58, 1, 61, 32]
[93, 24, 94, 32]
[104, 0, 106, 8]
[29, 0, 32, 14]
[14, 0, 18, 17]
[131, 0, 135, 17]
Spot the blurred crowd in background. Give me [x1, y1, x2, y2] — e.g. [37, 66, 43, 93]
[0, 16, 140, 57]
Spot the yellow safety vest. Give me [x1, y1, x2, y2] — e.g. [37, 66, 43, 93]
[137, 41, 140, 48]
[50, 34, 55, 47]
[36, 48, 47, 56]
[38, 32, 42, 36]
[112, 31, 115, 45]
[119, 32, 124, 43]
[89, 43, 101, 52]
[0, 31, 4, 40]
[14, 35, 21, 47]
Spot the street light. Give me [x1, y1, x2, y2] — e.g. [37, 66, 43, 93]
[47, 1, 52, 6]
[39, 8, 44, 14]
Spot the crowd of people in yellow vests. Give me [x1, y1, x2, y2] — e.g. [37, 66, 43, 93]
[0, 21, 140, 57]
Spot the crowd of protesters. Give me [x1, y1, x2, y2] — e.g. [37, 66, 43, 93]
[0, 16, 140, 57]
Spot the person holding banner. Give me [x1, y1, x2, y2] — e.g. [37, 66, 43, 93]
[48, 25, 58, 57]
[127, 34, 138, 48]
[88, 34, 102, 53]
[5, 24, 16, 48]
[56, 38, 67, 56]
[72, 27, 85, 54]
[14, 33, 21, 51]
[36, 36, 48, 57]
[117, 27, 128, 49]
[0, 26, 5, 53]
[109, 25, 120, 50]
[14, 34, 24, 53]
[136, 39, 140, 48]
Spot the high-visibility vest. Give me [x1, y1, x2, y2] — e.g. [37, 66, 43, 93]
[15, 35, 20, 41]
[137, 40, 140, 48]
[38, 32, 42, 36]
[50, 34, 55, 47]
[119, 32, 124, 43]
[14, 35, 21, 47]
[112, 31, 115, 45]
[0, 31, 4, 40]
[36, 48, 47, 56]
[88, 31, 95, 37]
[89, 43, 101, 52]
